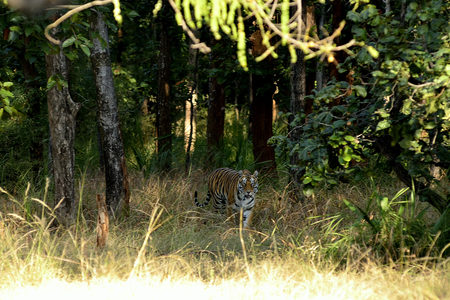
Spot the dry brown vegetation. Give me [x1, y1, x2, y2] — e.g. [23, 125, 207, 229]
[0, 169, 449, 299]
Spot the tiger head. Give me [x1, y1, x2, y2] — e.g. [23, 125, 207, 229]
[237, 170, 259, 202]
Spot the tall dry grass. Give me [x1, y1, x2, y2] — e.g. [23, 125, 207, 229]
[0, 169, 449, 299]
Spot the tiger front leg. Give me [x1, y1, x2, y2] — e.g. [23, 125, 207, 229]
[233, 207, 252, 229]
[226, 206, 237, 227]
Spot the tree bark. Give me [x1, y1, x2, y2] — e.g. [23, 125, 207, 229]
[46, 33, 80, 227]
[207, 37, 225, 164]
[156, 0, 173, 168]
[185, 34, 198, 169]
[289, 0, 307, 187]
[250, 30, 277, 173]
[90, 11, 130, 217]
[315, 4, 326, 92]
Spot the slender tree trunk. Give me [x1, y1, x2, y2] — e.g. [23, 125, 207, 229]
[289, 0, 307, 194]
[248, 73, 253, 137]
[329, 0, 353, 93]
[207, 37, 225, 165]
[156, 0, 172, 168]
[315, 4, 326, 92]
[250, 30, 276, 173]
[46, 31, 80, 226]
[185, 34, 198, 169]
[90, 11, 130, 217]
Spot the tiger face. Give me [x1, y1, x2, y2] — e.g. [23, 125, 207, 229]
[233, 170, 259, 227]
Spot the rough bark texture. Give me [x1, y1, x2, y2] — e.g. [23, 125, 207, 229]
[46, 35, 80, 227]
[207, 37, 225, 164]
[289, 0, 307, 187]
[90, 11, 130, 217]
[156, 0, 173, 164]
[250, 31, 276, 173]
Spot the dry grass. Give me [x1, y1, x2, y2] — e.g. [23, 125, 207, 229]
[0, 169, 449, 299]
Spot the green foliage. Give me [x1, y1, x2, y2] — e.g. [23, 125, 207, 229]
[0, 81, 24, 121]
[270, 1, 450, 206]
[343, 180, 433, 261]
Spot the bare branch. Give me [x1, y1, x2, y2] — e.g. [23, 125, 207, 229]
[45, 0, 113, 45]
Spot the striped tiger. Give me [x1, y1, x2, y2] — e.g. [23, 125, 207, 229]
[194, 168, 259, 228]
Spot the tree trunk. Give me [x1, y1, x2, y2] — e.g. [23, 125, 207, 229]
[90, 11, 130, 217]
[315, 4, 326, 92]
[252, 73, 276, 172]
[249, 30, 276, 173]
[156, 0, 173, 168]
[185, 34, 198, 169]
[289, 0, 307, 195]
[207, 37, 225, 165]
[46, 33, 80, 227]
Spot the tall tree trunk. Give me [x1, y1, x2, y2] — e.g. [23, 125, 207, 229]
[156, 0, 172, 169]
[185, 34, 198, 169]
[289, 0, 307, 194]
[46, 31, 80, 226]
[329, 0, 351, 89]
[207, 37, 225, 165]
[315, 3, 326, 92]
[90, 11, 130, 217]
[252, 73, 276, 172]
[250, 30, 276, 173]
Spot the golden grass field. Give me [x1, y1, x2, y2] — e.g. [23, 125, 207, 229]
[1, 169, 450, 299]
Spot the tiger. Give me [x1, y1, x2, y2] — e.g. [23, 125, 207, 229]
[194, 168, 259, 228]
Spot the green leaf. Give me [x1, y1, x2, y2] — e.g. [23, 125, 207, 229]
[127, 10, 140, 18]
[0, 90, 13, 98]
[399, 136, 412, 149]
[3, 82, 13, 88]
[64, 51, 77, 60]
[353, 85, 367, 97]
[46, 79, 56, 91]
[24, 26, 34, 36]
[41, 43, 51, 55]
[9, 26, 21, 32]
[4, 106, 12, 116]
[344, 135, 355, 142]
[303, 185, 314, 197]
[33, 24, 42, 33]
[376, 120, 391, 131]
[62, 36, 76, 48]
[80, 44, 91, 57]
[332, 120, 347, 128]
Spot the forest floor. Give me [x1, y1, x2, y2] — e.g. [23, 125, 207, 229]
[0, 169, 449, 299]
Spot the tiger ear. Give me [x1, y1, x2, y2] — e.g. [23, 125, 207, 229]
[238, 170, 243, 176]
[253, 170, 259, 178]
